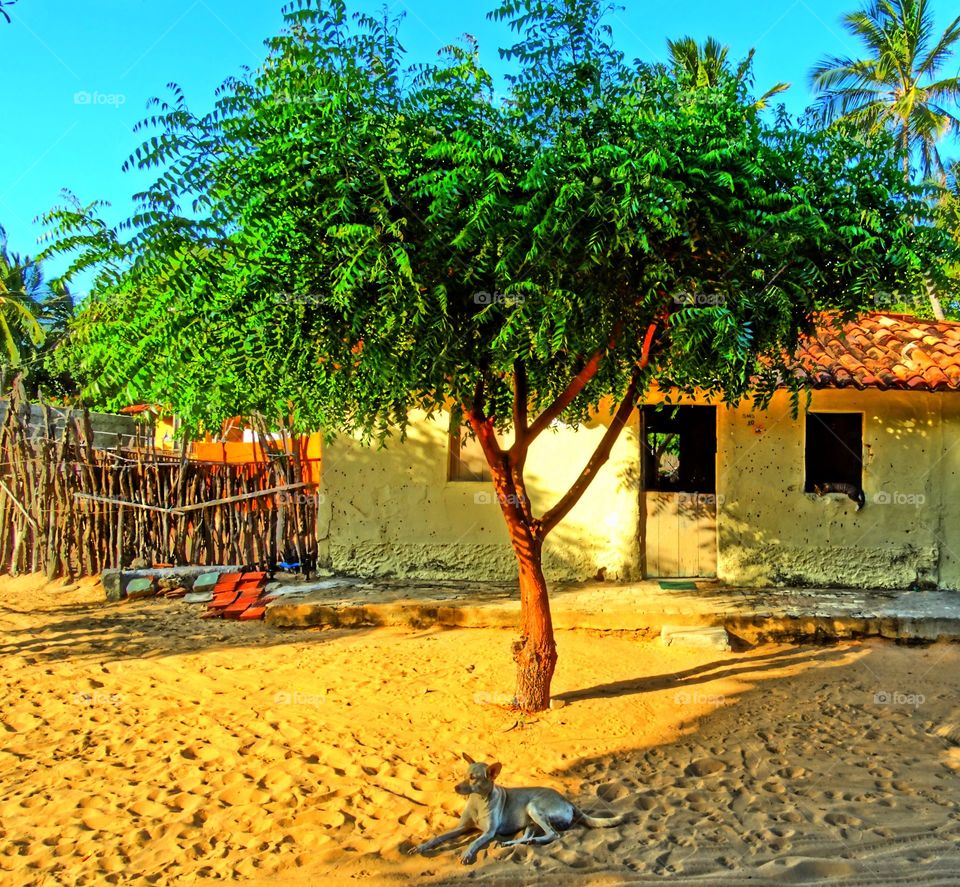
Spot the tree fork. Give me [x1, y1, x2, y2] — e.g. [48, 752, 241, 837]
[463, 323, 660, 712]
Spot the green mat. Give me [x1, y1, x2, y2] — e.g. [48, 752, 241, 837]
[658, 580, 698, 590]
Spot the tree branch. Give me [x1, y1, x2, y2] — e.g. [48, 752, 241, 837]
[539, 322, 658, 537]
[525, 321, 622, 443]
[512, 358, 529, 443]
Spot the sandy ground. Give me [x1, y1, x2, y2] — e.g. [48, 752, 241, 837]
[2, 576, 960, 885]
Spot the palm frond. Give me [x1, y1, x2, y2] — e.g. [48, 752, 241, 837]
[917, 14, 960, 76]
[810, 0, 960, 184]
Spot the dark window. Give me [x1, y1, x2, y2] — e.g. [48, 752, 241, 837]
[804, 413, 862, 491]
[448, 427, 492, 482]
[642, 406, 716, 493]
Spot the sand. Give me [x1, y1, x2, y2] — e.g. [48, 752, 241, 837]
[2, 574, 960, 885]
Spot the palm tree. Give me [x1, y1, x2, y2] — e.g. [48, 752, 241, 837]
[667, 36, 789, 109]
[0, 228, 45, 370]
[810, 0, 960, 183]
[0, 226, 75, 394]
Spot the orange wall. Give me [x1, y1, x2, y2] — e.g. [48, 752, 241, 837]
[189, 433, 323, 485]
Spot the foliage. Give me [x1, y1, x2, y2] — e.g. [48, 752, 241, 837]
[0, 226, 74, 396]
[936, 161, 960, 305]
[40, 0, 954, 443]
[810, 0, 960, 181]
[666, 35, 789, 109]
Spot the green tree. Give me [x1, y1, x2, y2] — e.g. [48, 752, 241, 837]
[42, 0, 954, 711]
[937, 161, 960, 309]
[941, 161, 960, 232]
[810, 0, 960, 182]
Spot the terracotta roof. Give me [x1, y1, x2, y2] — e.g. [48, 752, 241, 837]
[795, 313, 960, 392]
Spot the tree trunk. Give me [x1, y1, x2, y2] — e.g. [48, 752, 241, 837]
[510, 531, 557, 712]
[466, 327, 656, 712]
[926, 276, 946, 321]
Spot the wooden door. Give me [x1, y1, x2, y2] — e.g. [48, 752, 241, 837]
[641, 406, 718, 578]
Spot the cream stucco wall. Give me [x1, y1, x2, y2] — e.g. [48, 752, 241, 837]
[717, 389, 945, 588]
[318, 390, 960, 590]
[318, 409, 641, 582]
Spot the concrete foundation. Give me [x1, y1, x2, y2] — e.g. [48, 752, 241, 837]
[264, 578, 960, 644]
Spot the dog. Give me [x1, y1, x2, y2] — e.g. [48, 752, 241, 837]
[408, 753, 626, 865]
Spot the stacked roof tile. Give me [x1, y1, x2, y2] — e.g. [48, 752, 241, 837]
[795, 313, 960, 392]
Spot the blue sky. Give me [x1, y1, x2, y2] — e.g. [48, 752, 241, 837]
[1, 0, 958, 289]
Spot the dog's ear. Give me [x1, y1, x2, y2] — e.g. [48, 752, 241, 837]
[487, 762, 502, 780]
[461, 752, 475, 764]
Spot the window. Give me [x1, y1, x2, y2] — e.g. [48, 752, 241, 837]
[804, 412, 862, 491]
[641, 406, 716, 493]
[448, 427, 492, 482]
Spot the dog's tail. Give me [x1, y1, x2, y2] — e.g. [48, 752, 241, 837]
[574, 807, 626, 828]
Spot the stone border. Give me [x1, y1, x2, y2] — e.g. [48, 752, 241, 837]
[102, 565, 246, 602]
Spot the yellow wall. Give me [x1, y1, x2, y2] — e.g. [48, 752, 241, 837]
[718, 389, 943, 588]
[319, 409, 641, 582]
[153, 415, 177, 450]
[319, 390, 960, 589]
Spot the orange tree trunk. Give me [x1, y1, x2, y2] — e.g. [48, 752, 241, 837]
[509, 529, 556, 712]
[467, 324, 657, 712]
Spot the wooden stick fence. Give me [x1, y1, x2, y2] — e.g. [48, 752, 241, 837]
[0, 385, 319, 580]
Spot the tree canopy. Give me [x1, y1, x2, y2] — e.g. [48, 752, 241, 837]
[43, 0, 952, 440]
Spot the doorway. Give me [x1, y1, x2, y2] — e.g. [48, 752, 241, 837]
[641, 405, 718, 578]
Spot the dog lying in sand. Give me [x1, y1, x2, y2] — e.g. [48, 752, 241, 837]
[408, 753, 625, 865]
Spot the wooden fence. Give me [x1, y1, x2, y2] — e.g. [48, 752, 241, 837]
[0, 387, 319, 580]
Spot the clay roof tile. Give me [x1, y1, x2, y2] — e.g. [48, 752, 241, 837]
[793, 313, 960, 393]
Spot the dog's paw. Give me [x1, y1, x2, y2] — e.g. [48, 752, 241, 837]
[460, 851, 477, 865]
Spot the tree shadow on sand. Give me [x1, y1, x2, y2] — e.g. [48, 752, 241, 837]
[0, 596, 365, 663]
[554, 645, 851, 703]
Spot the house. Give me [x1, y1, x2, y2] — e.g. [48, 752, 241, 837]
[317, 312, 960, 590]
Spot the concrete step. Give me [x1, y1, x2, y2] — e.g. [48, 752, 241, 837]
[660, 625, 731, 651]
[262, 579, 960, 644]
